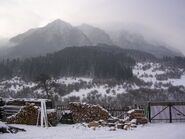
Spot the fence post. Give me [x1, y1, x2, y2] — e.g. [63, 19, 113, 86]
[169, 104, 172, 123]
[148, 102, 151, 123]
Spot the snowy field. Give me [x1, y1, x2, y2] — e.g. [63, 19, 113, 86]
[1, 123, 185, 139]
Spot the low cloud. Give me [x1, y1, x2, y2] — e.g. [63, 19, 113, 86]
[0, 0, 184, 54]
[0, 38, 17, 48]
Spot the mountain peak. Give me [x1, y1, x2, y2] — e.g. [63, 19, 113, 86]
[7, 19, 91, 58]
[46, 19, 72, 29]
[51, 19, 68, 24]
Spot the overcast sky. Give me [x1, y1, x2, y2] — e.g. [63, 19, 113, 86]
[0, 0, 185, 53]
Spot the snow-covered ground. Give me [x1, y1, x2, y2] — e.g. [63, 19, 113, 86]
[0, 76, 36, 93]
[62, 84, 127, 100]
[0, 77, 129, 100]
[169, 74, 185, 86]
[56, 77, 92, 85]
[133, 62, 185, 88]
[1, 123, 185, 139]
[56, 77, 127, 100]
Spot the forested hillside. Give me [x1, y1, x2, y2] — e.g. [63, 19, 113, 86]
[1, 45, 185, 106]
[0, 46, 137, 80]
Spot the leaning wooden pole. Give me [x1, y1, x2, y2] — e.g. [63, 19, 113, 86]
[40, 99, 48, 128]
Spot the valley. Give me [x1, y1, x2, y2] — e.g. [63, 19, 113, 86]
[1, 55, 185, 106]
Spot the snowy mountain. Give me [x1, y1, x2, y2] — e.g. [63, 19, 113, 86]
[110, 30, 183, 58]
[77, 24, 113, 45]
[8, 19, 91, 58]
[0, 19, 183, 58]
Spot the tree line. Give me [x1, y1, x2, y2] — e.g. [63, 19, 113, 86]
[0, 46, 136, 81]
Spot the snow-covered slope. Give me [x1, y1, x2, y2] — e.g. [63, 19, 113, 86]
[133, 62, 185, 88]
[110, 30, 183, 57]
[62, 84, 127, 101]
[0, 77, 36, 94]
[0, 77, 133, 100]
[56, 77, 92, 85]
[78, 24, 113, 45]
[0, 62, 185, 101]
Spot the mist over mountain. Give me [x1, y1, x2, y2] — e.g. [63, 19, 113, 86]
[77, 24, 113, 45]
[8, 19, 91, 58]
[0, 38, 14, 58]
[0, 19, 183, 59]
[109, 30, 183, 58]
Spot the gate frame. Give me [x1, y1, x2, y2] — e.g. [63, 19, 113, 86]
[148, 101, 185, 123]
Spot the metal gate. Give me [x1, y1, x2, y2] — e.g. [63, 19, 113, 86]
[148, 102, 185, 123]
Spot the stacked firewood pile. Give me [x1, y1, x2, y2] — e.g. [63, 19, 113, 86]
[83, 109, 148, 131]
[6, 103, 57, 126]
[6, 103, 39, 125]
[67, 103, 148, 130]
[47, 111, 58, 126]
[69, 102, 111, 123]
[127, 109, 148, 124]
[115, 109, 148, 130]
